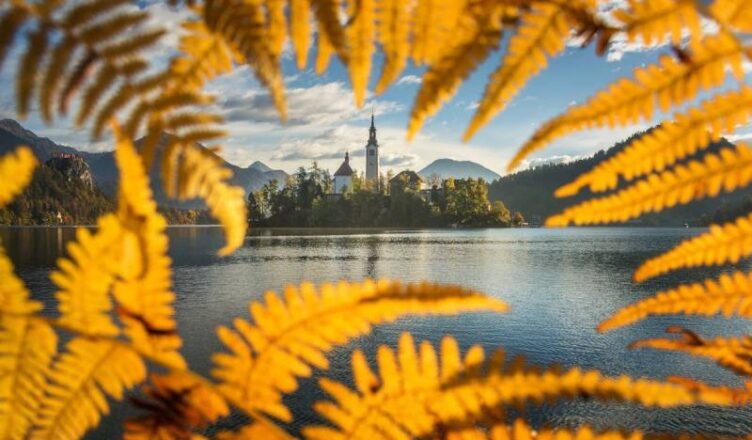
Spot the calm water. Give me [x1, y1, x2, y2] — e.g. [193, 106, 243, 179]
[2, 226, 752, 438]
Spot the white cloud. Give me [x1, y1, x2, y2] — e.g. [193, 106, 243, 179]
[466, 101, 479, 110]
[520, 154, 587, 170]
[397, 75, 422, 85]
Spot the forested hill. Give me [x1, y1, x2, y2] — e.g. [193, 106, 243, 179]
[488, 132, 748, 226]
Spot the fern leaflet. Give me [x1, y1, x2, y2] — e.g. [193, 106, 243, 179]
[546, 144, 752, 227]
[212, 280, 507, 421]
[0, 147, 36, 209]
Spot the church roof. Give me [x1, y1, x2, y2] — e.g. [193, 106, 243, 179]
[334, 152, 354, 176]
[389, 170, 422, 184]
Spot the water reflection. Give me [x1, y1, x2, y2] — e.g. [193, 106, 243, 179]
[2, 226, 752, 437]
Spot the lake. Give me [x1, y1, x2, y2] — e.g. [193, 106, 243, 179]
[2, 226, 751, 438]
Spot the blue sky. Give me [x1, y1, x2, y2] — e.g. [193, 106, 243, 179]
[1, 0, 748, 176]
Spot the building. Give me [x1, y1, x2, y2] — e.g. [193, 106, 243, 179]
[389, 170, 423, 193]
[333, 152, 353, 194]
[365, 113, 379, 187]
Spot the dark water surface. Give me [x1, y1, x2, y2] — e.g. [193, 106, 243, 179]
[2, 226, 752, 437]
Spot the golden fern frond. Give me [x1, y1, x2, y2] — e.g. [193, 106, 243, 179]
[266, 0, 288, 62]
[50, 215, 123, 337]
[124, 372, 229, 440]
[613, 0, 702, 46]
[212, 280, 508, 422]
[291, 0, 311, 69]
[509, 32, 745, 171]
[710, 0, 752, 32]
[407, 0, 508, 139]
[216, 419, 295, 440]
[374, 0, 412, 94]
[315, 29, 335, 74]
[0, 316, 56, 440]
[664, 376, 752, 406]
[445, 419, 644, 440]
[347, 0, 376, 107]
[39, 36, 76, 123]
[463, 2, 572, 141]
[171, 20, 235, 91]
[33, 338, 146, 440]
[174, 144, 247, 256]
[599, 270, 752, 332]
[112, 126, 184, 369]
[631, 327, 752, 377]
[0, 147, 36, 209]
[311, 0, 348, 61]
[0, 243, 55, 440]
[410, 0, 467, 66]
[16, 27, 49, 118]
[305, 332, 730, 439]
[557, 87, 752, 197]
[0, 8, 29, 72]
[634, 212, 752, 282]
[203, 0, 287, 120]
[546, 144, 752, 227]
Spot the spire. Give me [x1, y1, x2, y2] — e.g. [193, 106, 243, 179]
[345, 151, 349, 162]
[368, 111, 378, 146]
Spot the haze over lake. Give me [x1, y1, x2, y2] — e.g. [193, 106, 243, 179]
[3, 226, 751, 437]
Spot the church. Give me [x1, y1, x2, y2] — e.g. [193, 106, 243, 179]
[333, 114, 379, 194]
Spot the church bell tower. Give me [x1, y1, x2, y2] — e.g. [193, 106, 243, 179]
[365, 113, 379, 186]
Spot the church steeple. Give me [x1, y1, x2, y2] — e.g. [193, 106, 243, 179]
[365, 111, 379, 186]
[368, 111, 378, 146]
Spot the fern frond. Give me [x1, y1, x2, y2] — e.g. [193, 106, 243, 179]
[33, 338, 146, 440]
[631, 328, 752, 377]
[546, 144, 752, 227]
[407, 1, 508, 139]
[0, 8, 29, 72]
[305, 332, 730, 439]
[203, 0, 287, 120]
[311, 0, 348, 61]
[112, 126, 184, 368]
[77, 12, 148, 46]
[613, 0, 702, 46]
[463, 2, 571, 141]
[710, 0, 752, 32]
[216, 419, 295, 440]
[266, 0, 288, 61]
[315, 29, 334, 74]
[39, 36, 76, 123]
[0, 240, 54, 439]
[291, 0, 311, 69]
[557, 87, 752, 197]
[0, 316, 56, 440]
[374, 0, 411, 94]
[16, 27, 49, 118]
[0, 147, 37, 209]
[634, 212, 752, 282]
[444, 419, 644, 440]
[50, 215, 122, 337]
[172, 144, 246, 256]
[509, 32, 745, 171]
[599, 270, 752, 332]
[212, 280, 507, 421]
[172, 20, 234, 91]
[411, 0, 467, 66]
[124, 372, 229, 440]
[347, 0, 375, 107]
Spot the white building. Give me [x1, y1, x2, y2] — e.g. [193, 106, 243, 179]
[333, 152, 353, 194]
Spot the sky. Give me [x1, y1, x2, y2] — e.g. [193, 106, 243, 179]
[1, 0, 749, 176]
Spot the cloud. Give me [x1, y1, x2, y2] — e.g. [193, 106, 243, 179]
[216, 81, 401, 128]
[397, 75, 422, 85]
[466, 101, 479, 110]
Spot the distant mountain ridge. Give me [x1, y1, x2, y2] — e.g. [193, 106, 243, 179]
[418, 158, 501, 182]
[0, 119, 288, 205]
[488, 131, 747, 226]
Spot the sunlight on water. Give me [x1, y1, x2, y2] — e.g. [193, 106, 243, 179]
[3, 226, 752, 437]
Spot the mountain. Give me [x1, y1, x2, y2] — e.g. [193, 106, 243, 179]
[249, 160, 272, 173]
[0, 119, 288, 204]
[419, 159, 501, 182]
[487, 131, 746, 226]
[0, 154, 114, 225]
